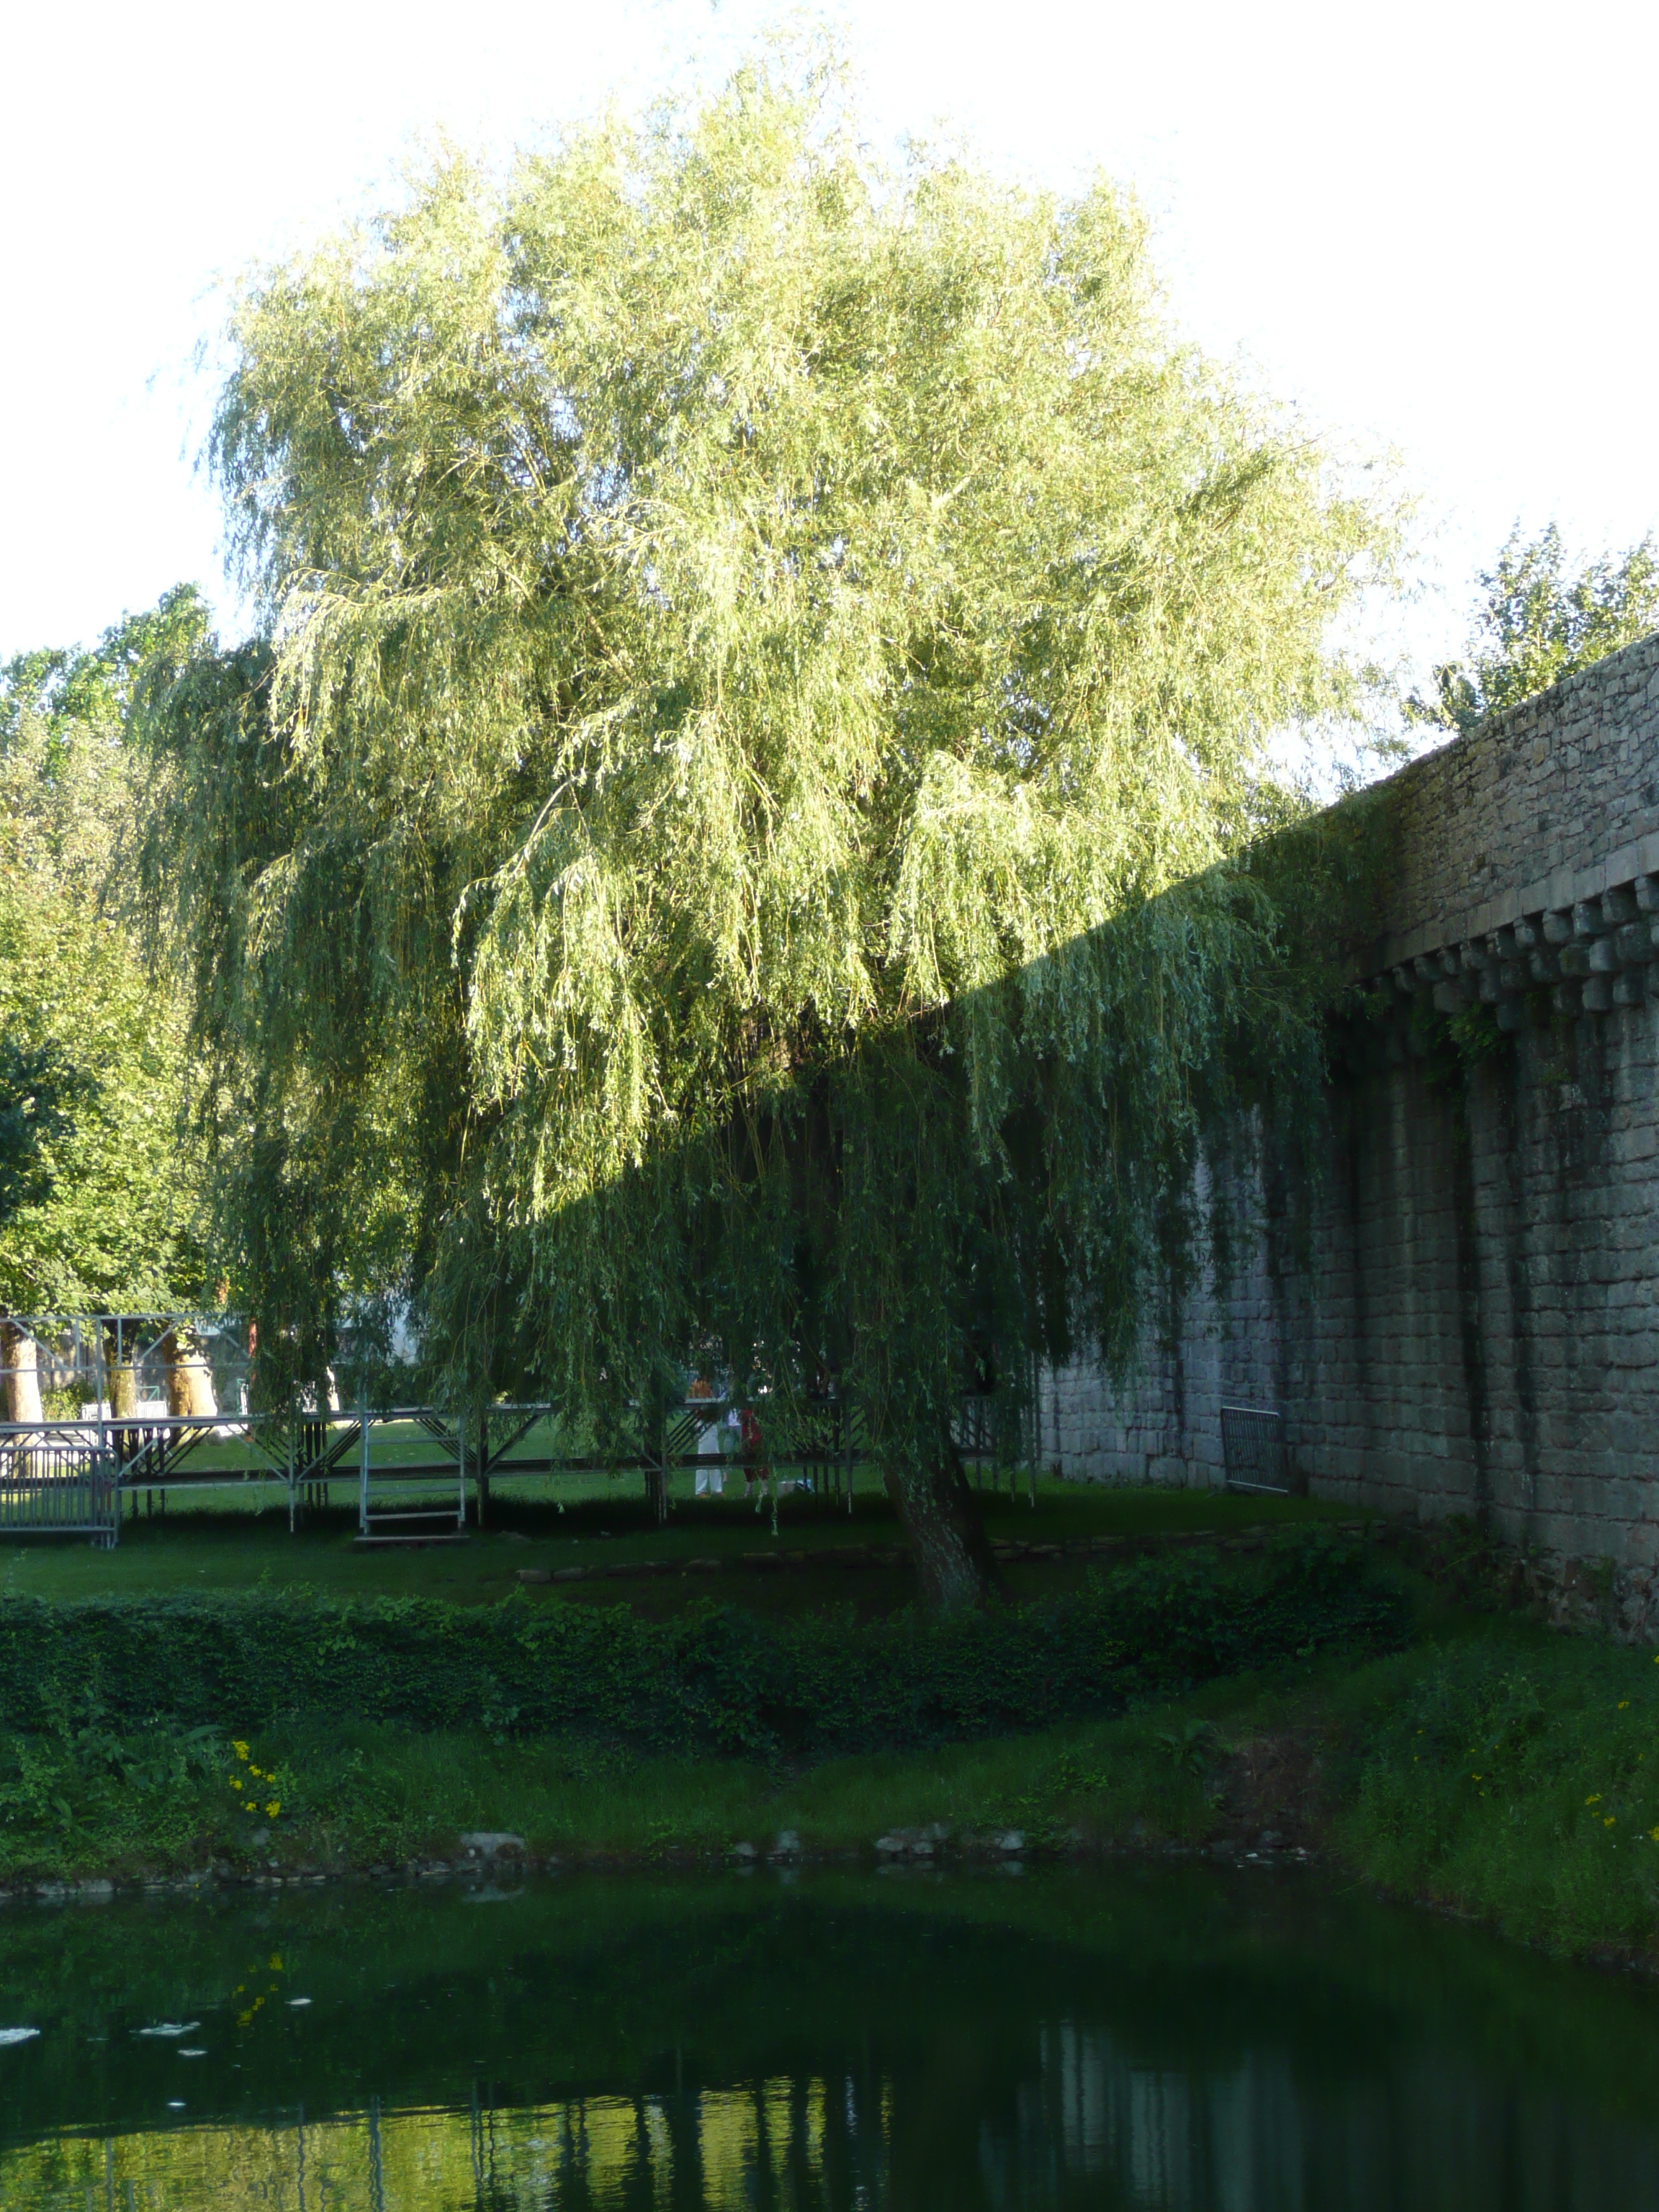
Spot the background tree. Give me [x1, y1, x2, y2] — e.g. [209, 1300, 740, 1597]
[1411, 523, 1659, 736]
[0, 1040, 86, 1234]
[139, 51, 1393, 1604]
[0, 592, 211, 1330]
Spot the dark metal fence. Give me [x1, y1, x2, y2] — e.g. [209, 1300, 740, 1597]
[0, 1305, 1017, 1542]
[1220, 1405, 1290, 1494]
[0, 1425, 120, 1545]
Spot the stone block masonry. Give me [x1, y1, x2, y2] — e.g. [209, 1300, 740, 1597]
[1046, 631, 1659, 1599]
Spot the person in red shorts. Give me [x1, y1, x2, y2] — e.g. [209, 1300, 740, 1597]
[738, 1404, 770, 1509]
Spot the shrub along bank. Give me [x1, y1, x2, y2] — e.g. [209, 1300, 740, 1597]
[0, 1531, 1398, 1757]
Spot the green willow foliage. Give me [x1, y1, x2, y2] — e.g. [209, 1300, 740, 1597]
[138, 55, 1393, 1594]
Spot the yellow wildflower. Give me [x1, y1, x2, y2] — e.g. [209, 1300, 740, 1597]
[1586, 1794, 1603, 1806]
[265, 1802, 280, 1818]
[1605, 1815, 1617, 1827]
[232, 1740, 249, 1759]
[1619, 1701, 1631, 1711]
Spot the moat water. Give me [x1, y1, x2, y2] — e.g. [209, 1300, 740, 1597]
[1, 1863, 1655, 2208]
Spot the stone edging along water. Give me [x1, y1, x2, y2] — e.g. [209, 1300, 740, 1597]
[0, 1826, 1321, 1911]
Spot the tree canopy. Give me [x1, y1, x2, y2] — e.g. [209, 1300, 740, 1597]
[1412, 523, 1659, 737]
[139, 52, 1393, 1601]
[0, 590, 210, 1314]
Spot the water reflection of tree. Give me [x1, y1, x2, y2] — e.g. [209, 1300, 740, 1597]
[13, 2046, 1659, 2211]
[1, 2080, 894, 2210]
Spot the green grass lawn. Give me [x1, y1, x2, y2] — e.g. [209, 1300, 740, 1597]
[0, 1476, 1354, 1611]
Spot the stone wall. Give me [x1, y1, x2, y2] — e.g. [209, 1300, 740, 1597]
[1357, 629, 1659, 974]
[1046, 632, 1659, 1584]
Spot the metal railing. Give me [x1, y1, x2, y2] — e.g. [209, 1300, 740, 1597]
[0, 1424, 120, 1546]
[357, 1408, 467, 1545]
[0, 1383, 1009, 1543]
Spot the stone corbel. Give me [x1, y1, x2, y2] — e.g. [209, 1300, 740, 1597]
[1360, 856, 1659, 1027]
[1601, 885, 1638, 927]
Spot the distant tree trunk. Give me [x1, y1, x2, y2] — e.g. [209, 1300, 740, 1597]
[1, 1320, 44, 1426]
[104, 1321, 140, 1466]
[104, 1323, 138, 1419]
[884, 1439, 1003, 1611]
[161, 1326, 218, 1419]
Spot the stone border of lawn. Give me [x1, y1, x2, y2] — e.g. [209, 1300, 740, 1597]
[515, 1520, 1379, 1586]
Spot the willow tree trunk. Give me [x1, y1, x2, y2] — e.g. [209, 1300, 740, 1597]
[1, 1320, 44, 1426]
[884, 1442, 1004, 1611]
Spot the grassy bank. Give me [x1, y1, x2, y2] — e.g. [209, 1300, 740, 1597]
[3, 1533, 1658, 1966]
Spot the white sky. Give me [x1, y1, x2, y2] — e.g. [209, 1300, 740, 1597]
[2, 0, 1654, 688]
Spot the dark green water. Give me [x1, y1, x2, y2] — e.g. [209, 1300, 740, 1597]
[1, 1863, 1658, 2208]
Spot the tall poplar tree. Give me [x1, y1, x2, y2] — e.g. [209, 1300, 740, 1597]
[139, 52, 1392, 1604]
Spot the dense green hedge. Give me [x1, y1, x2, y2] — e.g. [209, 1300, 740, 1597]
[1, 1534, 1405, 1758]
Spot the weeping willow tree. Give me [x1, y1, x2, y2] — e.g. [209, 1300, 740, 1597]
[138, 50, 1393, 1604]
